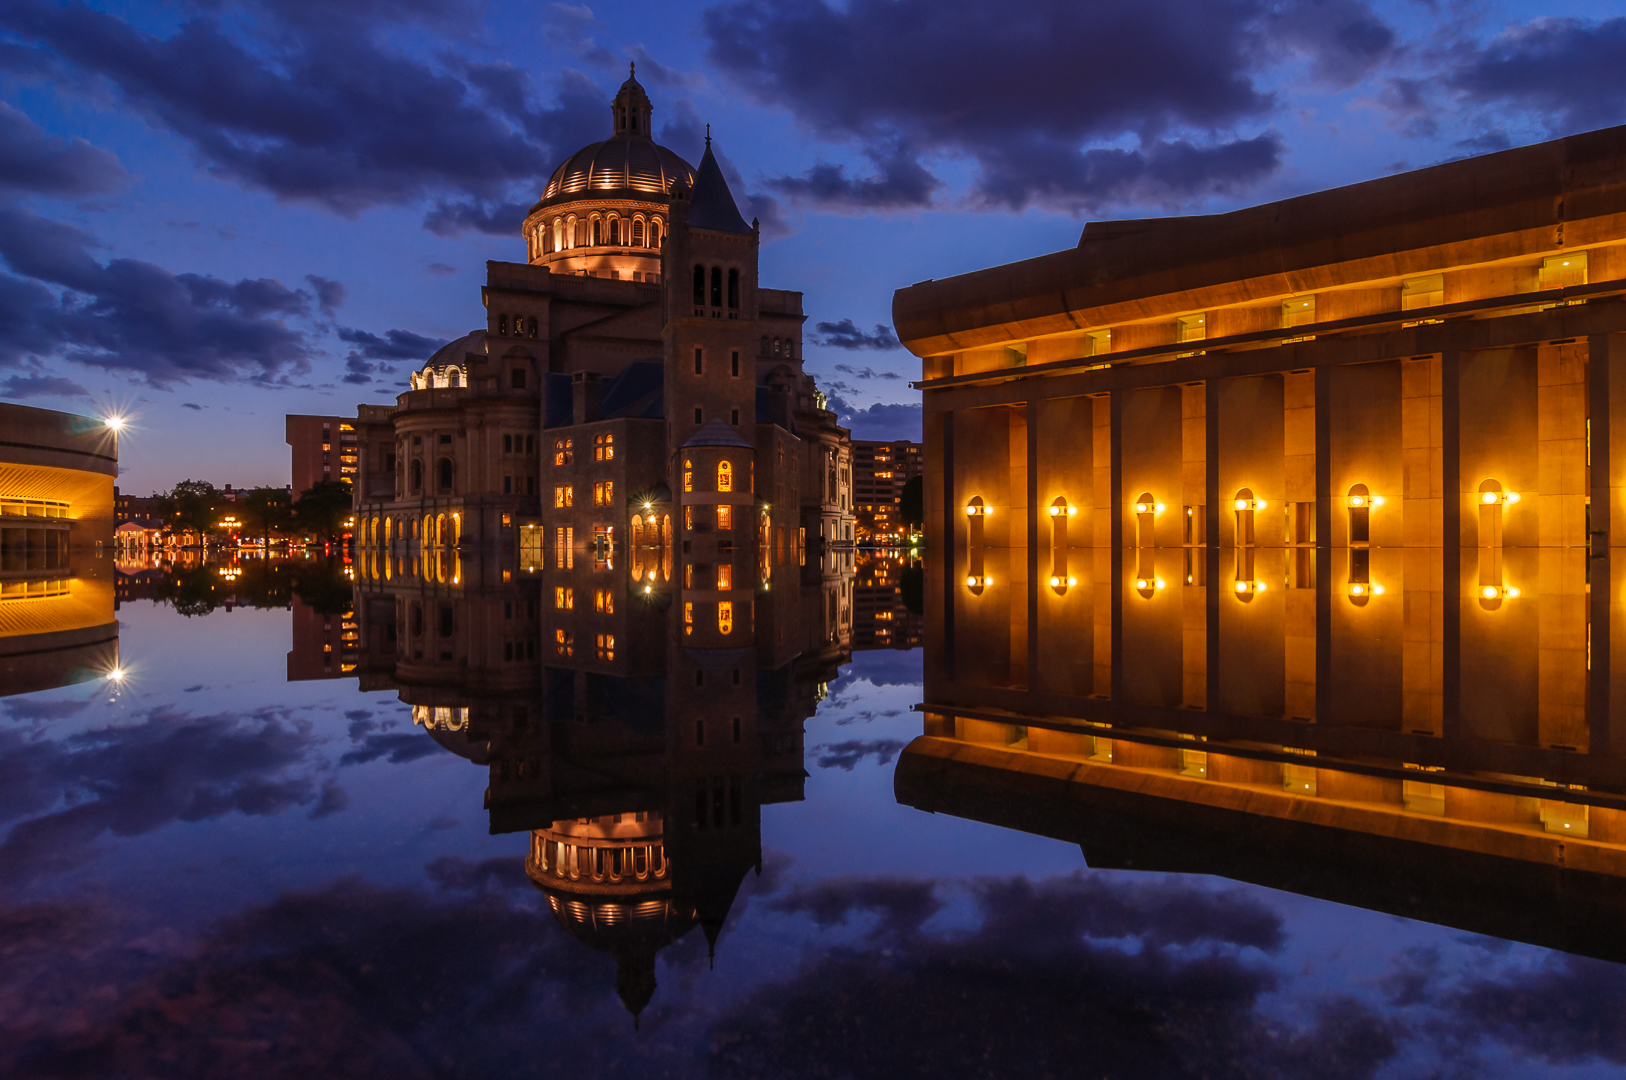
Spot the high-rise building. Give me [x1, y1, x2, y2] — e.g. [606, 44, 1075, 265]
[852, 440, 922, 542]
[285, 414, 358, 495]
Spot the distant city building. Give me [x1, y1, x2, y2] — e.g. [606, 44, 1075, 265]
[852, 550, 923, 651]
[286, 414, 358, 494]
[852, 440, 922, 542]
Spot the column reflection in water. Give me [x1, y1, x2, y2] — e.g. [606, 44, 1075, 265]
[911, 349, 1626, 963]
[346, 531, 865, 1021]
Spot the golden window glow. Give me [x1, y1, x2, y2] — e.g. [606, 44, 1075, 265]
[595, 432, 615, 461]
[555, 586, 573, 610]
[717, 600, 734, 634]
[684, 601, 693, 635]
[684, 505, 693, 531]
[555, 628, 573, 656]
[717, 564, 733, 590]
[683, 462, 693, 492]
[555, 485, 573, 508]
[554, 438, 573, 465]
[716, 503, 732, 530]
[596, 633, 615, 661]
[594, 481, 614, 506]
[717, 460, 733, 492]
[594, 588, 613, 613]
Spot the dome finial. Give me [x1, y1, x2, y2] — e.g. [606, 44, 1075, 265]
[630, 60, 636, 77]
[705, 123, 711, 149]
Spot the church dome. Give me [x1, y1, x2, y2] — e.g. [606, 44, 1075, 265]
[537, 137, 694, 210]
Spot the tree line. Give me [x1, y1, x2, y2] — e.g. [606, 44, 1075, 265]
[141, 479, 355, 546]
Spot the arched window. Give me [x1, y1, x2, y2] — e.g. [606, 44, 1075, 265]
[710, 266, 723, 307]
[591, 218, 601, 246]
[567, 217, 577, 247]
[693, 265, 705, 306]
[651, 220, 662, 248]
[410, 459, 422, 493]
[632, 218, 644, 246]
[498, 314, 508, 335]
[447, 368, 462, 387]
[609, 217, 620, 245]
[717, 460, 733, 492]
[438, 457, 453, 491]
[718, 601, 734, 635]
[594, 432, 614, 461]
[554, 219, 564, 251]
[785, 340, 794, 359]
[554, 437, 573, 465]
[728, 268, 740, 309]
[772, 338, 781, 357]
[527, 316, 538, 338]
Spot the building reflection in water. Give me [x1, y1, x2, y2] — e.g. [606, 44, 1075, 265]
[0, 546, 118, 698]
[347, 540, 868, 1020]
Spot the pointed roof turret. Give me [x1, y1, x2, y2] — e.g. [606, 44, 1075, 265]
[688, 135, 754, 235]
[612, 62, 653, 138]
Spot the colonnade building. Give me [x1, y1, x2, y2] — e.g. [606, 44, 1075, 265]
[342, 69, 854, 608]
[888, 126, 1626, 911]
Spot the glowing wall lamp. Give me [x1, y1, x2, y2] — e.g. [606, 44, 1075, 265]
[1233, 488, 1263, 600]
[1048, 497, 1076, 595]
[1133, 493, 1160, 599]
[966, 496, 987, 594]
[1477, 480, 1518, 609]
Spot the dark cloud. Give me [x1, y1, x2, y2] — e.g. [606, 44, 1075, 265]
[308, 779, 349, 819]
[426, 262, 458, 276]
[337, 326, 444, 361]
[627, 45, 688, 88]
[766, 140, 940, 209]
[833, 364, 902, 380]
[812, 737, 907, 771]
[2, 697, 90, 720]
[0, 1, 604, 227]
[1439, 953, 1626, 1066]
[1449, 17, 1626, 135]
[702, 0, 1318, 211]
[0, 100, 127, 196]
[422, 198, 531, 237]
[813, 318, 901, 351]
[0, 706, 322, 884]
[304, 274, 346, 316]
[425, 854, 531, 893]
[770, 876, 944, 936]
[338, 732, 442, 766]
[180, 402, 203, 410]
[544, 2, 618, 69]
[824, 393, 922, 441]
[1264, 0, 1399, 87]
[0, 207, 317, 387]
[0, 372, 89, 399]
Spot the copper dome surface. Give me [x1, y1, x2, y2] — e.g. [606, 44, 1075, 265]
[537, 135, 694, 210]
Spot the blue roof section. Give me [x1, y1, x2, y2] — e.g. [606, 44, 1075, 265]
[689, 143, 753, 235]
[600, 360, 666, 419]
[543, 372, 573, 428]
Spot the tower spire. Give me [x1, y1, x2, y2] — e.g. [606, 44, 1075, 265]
[705, 123, 711, 149]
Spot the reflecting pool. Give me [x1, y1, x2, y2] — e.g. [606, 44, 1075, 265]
[3, 549, 1626, 1077]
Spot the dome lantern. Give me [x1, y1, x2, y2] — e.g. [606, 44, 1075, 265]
[613, 63, 653, 138]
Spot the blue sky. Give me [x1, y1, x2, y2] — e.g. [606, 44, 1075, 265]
[3, 0, 1626, 492]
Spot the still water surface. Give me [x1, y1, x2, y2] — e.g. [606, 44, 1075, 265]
[2, 553, 1624, 1078]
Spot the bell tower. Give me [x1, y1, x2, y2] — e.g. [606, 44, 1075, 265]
[662, 132, 760, 464]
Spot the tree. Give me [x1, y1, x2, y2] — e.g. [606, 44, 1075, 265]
[291, 480, 353, 546]
[900, 474, 924, 532]
[155, 480, 222, 545]
[240, 486, 292, 547]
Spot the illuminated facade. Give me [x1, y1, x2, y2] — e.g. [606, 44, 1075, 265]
[285, 414, 357, 494]
[0, 403, 119, 694]
[345, 68, 852, 585]
[892, 124, 1626, 955]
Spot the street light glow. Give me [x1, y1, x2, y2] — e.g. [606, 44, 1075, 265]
[104, 415, 126, 432]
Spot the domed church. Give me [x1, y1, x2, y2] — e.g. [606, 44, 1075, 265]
[347, 67, 855, 574]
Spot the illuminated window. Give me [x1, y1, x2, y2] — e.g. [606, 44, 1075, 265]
[594, 432, 614, 461]
[554, 438, 573, 465]
[594, 588, 614, 613]
[555, 586, 573, 610]
[717, 460, 733, 492]
[555, 628, 574, 657]
[683, 460, 693, 493]
[501, 512, 512, 527]
[684, 601, 693, 635]
[554, 485, 573, 508]
[717, 601, 734, 634]
[594, 481, 614, 506]
[1283, 295, 1317, 327]
[716, 503, 732, 530]
[593, 525, 613, 570]
[596, 633, 615, 661]
[1539, 252, 1588, 290]
[684, 505, 693, 531]
[555, 526, 574, 569]
[1401, 274, 1444, 310]
[717, 564, 733, 591]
